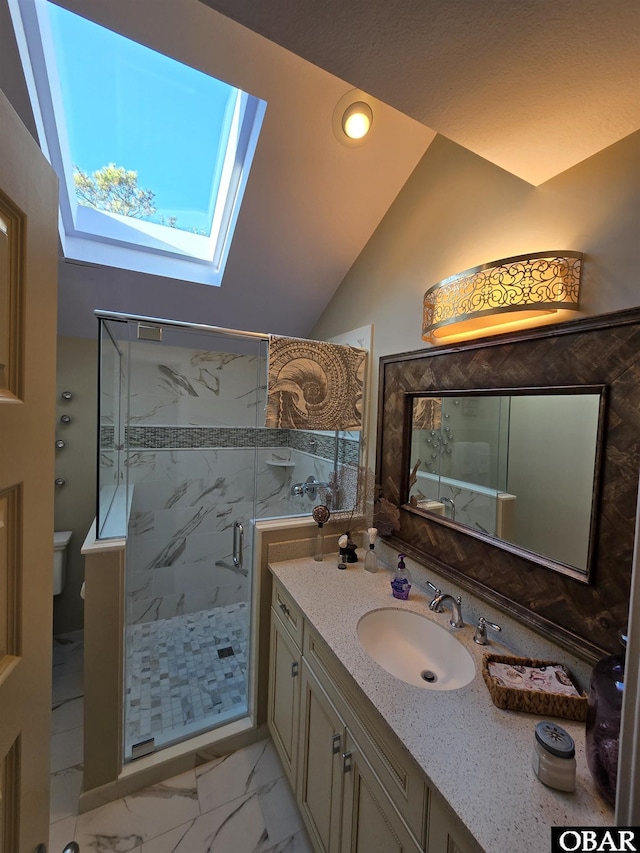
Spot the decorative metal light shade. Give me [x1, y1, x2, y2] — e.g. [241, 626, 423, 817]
[422, 251, 583, 344]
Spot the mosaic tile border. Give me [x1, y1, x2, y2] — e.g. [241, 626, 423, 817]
[100, 425, 360, 464]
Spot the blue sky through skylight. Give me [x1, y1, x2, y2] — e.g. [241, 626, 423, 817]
[47, 1, 238, 234]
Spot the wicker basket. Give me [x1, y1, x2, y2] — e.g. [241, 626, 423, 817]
[482, 654, 588, 722]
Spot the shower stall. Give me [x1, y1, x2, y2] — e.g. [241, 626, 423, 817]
[96, 312, 360, 762]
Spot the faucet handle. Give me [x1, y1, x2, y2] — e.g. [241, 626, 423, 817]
[426, 581, 442, 610]
[473, 616, 502, 645]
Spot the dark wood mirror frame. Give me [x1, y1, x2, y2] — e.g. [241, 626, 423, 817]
[377, 307, 640, 661]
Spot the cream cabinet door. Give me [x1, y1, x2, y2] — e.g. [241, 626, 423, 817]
[340, 730, 422, 853]
[267, 610, 301, 789]
[428, 792, 484, 853]
[0, 90, 59, 852]
[297, 661, 346, 853]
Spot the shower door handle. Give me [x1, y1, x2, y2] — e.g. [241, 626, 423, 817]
[233, 521, 244, 569]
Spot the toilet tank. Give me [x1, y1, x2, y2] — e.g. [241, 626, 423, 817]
[53, 530, 72, 595]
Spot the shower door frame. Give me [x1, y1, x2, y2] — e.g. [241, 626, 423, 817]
[93, 311, 271, 769]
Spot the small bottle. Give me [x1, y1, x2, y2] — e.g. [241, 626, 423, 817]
[337, 534, 348, 570]
[391, 554, 412, 600]
[364, 528, 378, 573]
[531, 721, 576, 792]
[313, 526, 325, 562]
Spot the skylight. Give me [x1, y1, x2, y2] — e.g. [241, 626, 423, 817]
[9, 0, 266, 285]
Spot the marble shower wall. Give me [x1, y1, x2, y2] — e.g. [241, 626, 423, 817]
[102, 341, 358, 625]
[125, 448, 255, 624]
[124, 445, 339, 625]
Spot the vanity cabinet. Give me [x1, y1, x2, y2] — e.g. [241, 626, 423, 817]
[298, 660, 421, 853]
[268, 576, 483, 853]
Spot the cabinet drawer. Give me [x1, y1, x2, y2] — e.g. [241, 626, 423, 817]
[272, 578, 304, 649]
[304, 622, 428, 849]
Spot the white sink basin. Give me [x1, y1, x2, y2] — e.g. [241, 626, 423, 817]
[357, 608, 475, 690]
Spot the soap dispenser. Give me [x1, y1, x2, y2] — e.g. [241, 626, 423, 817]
[391, 554, 412, 600]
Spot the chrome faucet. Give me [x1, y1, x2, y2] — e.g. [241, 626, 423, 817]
[438, 496, 456, 521]
[290, 476, 332, 500]
[473, 616, 502, 645]
[429, 592, 464, 628]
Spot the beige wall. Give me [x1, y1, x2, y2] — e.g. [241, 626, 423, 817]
[311, 131, 640, 463]
[51, 132, 640, 630]
[54, 336, 98, 634]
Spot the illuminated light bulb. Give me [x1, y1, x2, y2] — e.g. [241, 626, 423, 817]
[342, 102, 373, 140]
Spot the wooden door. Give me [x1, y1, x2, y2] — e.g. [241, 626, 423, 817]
[267, 611, 301, 789]
[0, 89, 59, 852]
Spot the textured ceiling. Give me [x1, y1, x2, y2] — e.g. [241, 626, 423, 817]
[199, 0, 640, 186]
[1, 0, 638, 339]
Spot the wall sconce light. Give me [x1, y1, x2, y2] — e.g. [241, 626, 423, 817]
[422, 251, 583, 345]
[333, 89, 375, 147]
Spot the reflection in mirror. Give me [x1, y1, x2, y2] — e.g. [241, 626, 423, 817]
[407, 389, 604, 577]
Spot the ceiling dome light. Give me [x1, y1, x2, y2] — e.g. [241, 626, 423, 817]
[342, 102, 373, 139]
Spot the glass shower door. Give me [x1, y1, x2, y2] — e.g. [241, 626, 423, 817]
[117, 318, 268, 760]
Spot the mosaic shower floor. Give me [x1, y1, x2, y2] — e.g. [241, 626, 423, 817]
[125, 602, 249, 757]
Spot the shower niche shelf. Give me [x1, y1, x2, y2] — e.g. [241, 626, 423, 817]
[266, 459, 296, 467]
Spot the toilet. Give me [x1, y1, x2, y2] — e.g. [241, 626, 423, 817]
[53, 530, 72, 595]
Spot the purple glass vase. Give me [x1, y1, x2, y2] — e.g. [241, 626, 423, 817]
[585, 634, 626, 807]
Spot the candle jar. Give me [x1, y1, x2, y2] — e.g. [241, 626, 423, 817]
[532, 721, 576, 792]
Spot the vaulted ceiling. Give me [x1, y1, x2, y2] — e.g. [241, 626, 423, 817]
[1, 0, 638, 339]
[200, 0, 640, 186]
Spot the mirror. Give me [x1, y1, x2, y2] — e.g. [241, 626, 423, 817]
[377, 308, 640, 659]
[406, 388, 605, 579]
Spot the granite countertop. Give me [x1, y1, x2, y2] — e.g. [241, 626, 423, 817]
[269, 555, 613, 853]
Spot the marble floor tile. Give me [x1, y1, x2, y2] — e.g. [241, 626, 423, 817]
[140, 783, 294, 853]
[48, 625, 311, 853]
[258, 776, 306, 846]
[52, 696, 84, 735]
[263, 831, 314, 853]
[50, 726, 83, 774]
[74, 769, 200, 853]
[196, 738, 284, 814]
[50, 766, 83, 824]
